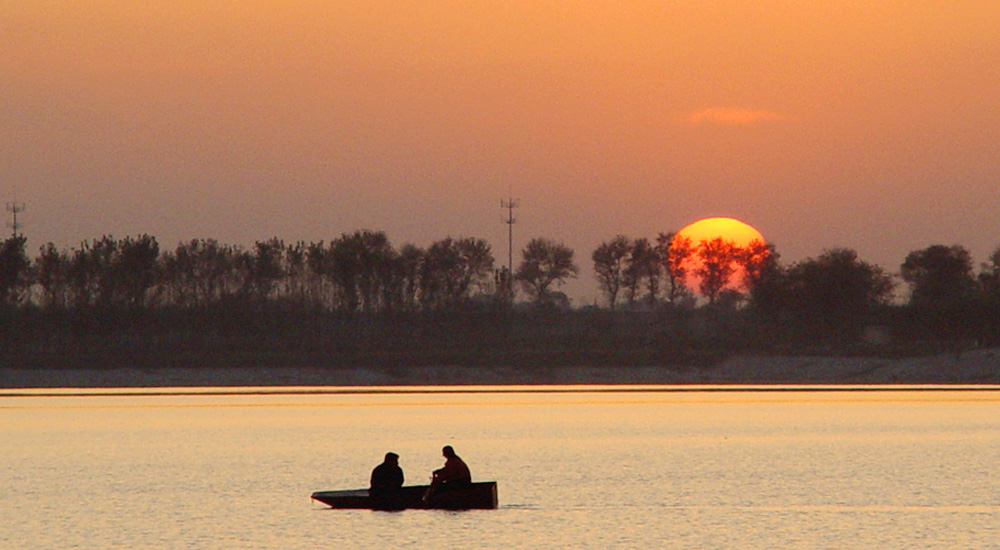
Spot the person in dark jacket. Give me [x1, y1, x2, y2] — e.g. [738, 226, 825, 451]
[370, 452, 404, 490]
[432, 445, 471, 486]
[423, 445, 472, 503]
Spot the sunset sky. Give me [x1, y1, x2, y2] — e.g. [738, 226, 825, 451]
[3, 1, 998, 302]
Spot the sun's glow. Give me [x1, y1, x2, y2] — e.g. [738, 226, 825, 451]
[673, 217, 766, 296]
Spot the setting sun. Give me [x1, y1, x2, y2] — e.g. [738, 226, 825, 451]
[672, 217, 766, 298]
[675, 217, 765, 248]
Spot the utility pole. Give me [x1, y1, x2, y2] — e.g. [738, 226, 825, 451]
[6, 201, 25, 239]
[501, 195, 518, 301]
[501, 197, 518, 275]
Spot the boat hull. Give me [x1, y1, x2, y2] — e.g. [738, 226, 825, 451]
[311, 481, 498, 510]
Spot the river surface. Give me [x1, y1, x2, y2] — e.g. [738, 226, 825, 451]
[2, 386, 999, 549]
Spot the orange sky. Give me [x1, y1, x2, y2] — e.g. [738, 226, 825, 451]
[3, 1, 999, 302]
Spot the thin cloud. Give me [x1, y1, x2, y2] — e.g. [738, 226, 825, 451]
[683, 108, 785, 126]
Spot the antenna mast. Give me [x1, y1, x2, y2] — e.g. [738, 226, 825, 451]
[6, 201, 25, 238]
[501, 196, 518, 275]
[501, 194, 518, 302]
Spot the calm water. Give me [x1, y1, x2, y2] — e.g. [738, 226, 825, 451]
[2, 386, 999, 549]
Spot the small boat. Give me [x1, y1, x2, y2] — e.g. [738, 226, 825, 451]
[311, 481, 498, 510]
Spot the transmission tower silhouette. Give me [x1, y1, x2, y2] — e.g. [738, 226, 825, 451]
[501, 196, 518, 275]
[501, 195, 519, 301]
[6, 201, 25, 238]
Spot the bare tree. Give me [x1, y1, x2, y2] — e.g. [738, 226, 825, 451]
[695, 237, 740, 304]
[624, 238, 661, 307]
[515, 237, 578, 304]
[592, 235, 631, 310]
[420, 237, 494, 308]
[656, 232, 692, 305]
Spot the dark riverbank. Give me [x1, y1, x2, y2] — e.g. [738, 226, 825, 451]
[3, 307, 1000, 388]
[4, 347, 999, 388]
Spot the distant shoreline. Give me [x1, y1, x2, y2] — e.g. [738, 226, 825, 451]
[3, 348, 999, 388]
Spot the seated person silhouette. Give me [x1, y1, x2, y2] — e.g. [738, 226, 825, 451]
[370, 452, 404, 508]
[424, 445, 471, 503]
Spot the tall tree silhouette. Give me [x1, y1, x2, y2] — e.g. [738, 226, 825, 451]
[283, 241, 309, 306]
[785, 248, 895, 335]
[741, 241, 784, 314]
[624, 238, 660, 307]
[420, 237, 494, 308]
[516, 237, 578, 304]
[113, 234, 160, 308]
[35, 242, 70, 309]
[329, 230, 398, 313]
[161, 239, 236, 307]
[695, 237, 740, 304]
[397, 243, 424, 311]
[979, 245, 1000, 302]
[592, 235, 631, 310]
[901, 244, 976, 307]
[0, 236, 29, 305]
[656, 232, 692, 305]
[243, 238, 285, 303]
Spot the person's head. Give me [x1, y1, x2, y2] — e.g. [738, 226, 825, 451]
[384, 452, 399, 464]
[442, 445, 455, 458]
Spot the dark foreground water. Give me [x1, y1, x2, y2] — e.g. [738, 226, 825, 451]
[2, 386, 999, 549]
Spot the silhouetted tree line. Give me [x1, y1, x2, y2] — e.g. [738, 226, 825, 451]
[587, 233, 1000, 350]
[2, 231, 1000, 369]
[2, 232, 504, 313]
